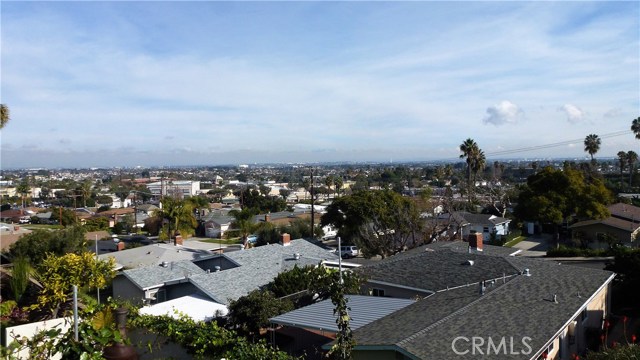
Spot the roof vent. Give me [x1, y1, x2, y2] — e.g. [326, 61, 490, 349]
[215, 266, 221, 272]
[206, 269, 210, 273]
[464, 260, 475, 266]
[553, 294, 558, 303]
[161, 261, 169, 267]
[294, 253, 301, 260]
[523, 268, 531, 276]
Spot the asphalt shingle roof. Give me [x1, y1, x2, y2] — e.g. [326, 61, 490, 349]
[122, 260, 205, 290]
[188, 239, 338, 305]
[358, 247, 520, 292]
[352, 249, 615, 360]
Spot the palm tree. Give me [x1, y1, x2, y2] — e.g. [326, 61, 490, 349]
[229, 208, 257, 246]
[154, 197, 196, 245]
[0, 104, 9, 129]
[617, 151, 628, 189]
[583, 134, 601, 162]
[459, 138, 482, 203]
[334, 176, 343, 198]
[80, 180, 93, 208]
[324, 176, 334, 197]
[186, 196, 209, 220]
[632, 117, 640, 140]
[628, 150, 638, 187]
[471, 150, 486, 184]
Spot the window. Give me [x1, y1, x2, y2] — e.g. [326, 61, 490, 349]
[483, 226, 490, 233]
[372, 288, 385, 297]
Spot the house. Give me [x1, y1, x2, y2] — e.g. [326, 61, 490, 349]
[99, 242, 215, 270]
[111, 237, 339, 318]
[570, 203, 640, 249]
[447, 211, 511, 240]
[136, 204, 159, 216]
[202, 213, 234, 238]
[271, 238, 614, 360]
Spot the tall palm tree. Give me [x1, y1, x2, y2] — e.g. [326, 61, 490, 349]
[0, 104, 9, 129]
[632, 117, 640, 140]
[459, 138, 478, 187]
[471, 150, 486, 184]
[583, 134, 601, 162]
[628, 150, 638, 187]
[617, 151, 628, 188]
[459, 138, 482, 203]
[154, 197, 196, 245]
[324, 176, 334, 197]
[80, 180, 93, 208]
[334, 176, 343, 198]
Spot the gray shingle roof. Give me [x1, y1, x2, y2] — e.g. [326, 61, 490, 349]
[99, 243, 214, 269]
[358, 248, 520, 292]
[270, 295, 415, 333]
[352, 249, 615, 360]
[122, 260, 205, 290]
[188, 239, 338, 305]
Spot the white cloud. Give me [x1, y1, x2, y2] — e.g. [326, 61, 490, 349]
[482, 101, 523, 126]
[603, 107, 622, 118]
[558, 104, 585, 124]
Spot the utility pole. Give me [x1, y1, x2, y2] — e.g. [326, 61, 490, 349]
[310, 167, 314, 240]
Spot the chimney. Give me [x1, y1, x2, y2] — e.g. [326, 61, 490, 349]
[265, 214, 271, 222]
[117, 241, 125, 251]
[281, 233, 291, 246]
[175, 232, 184, 246]
[468, 232, 483, 252]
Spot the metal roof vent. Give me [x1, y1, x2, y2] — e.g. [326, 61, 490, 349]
[161, 261, 169, 267]
[466, 260, 475, 266]
[215, 266, 221, 272]
[553, 294, 558, 303]
[294, 253, 301, 260]
[523, 268, 531, 276]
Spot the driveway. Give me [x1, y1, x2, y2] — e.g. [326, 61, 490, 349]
[512, 234, 552, 257]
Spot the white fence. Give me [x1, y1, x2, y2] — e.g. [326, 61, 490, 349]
[3, 317, 71, 360]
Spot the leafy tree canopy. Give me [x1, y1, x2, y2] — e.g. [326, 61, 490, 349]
[6, 226, 87, 264]
[321, 189, 423, 258]
[514, 166, 612, 225]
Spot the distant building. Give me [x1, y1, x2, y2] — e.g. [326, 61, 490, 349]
[146, 180, 200, 197]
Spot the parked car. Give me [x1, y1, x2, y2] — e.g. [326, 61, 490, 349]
[247, 235, 258, 244]
[339, 246, 359, 259]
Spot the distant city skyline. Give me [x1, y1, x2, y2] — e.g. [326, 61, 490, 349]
[1, 1, 638, 168]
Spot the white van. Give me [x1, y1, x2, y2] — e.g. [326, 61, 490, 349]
[339, 246, 359, 259]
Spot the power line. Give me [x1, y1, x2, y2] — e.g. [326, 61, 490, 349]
[485, 130, 631, 157]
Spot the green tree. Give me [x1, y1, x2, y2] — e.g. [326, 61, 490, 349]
[185, 195, 209, 219]
[459, 138, 482, 203]
[322, 190, 423, 258]
[514, 167, 612, 244]
[632, 117, 640, 140]
[618, 151, 628, 189]
[628, 150, 638, 187]
[16, 178, 30, 209]
[584, 133, 601, 163]
[227, 290, 293, 339]
[32, 252, 115, 317]
[79, 180, 93, 208]
[50, 206, 78, 226]
[154, 197, 197, 245]
[334, 176, 344, 197]
[229, 208, 258, 245]
[0, 104, 9, 129]
[6, 226, 87, 264]
[83, 217, 110, 232]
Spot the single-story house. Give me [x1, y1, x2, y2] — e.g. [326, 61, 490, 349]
[446, 211, 511, 240]
[271, 238, 614, 360]
[570, 203, 640, 249]
[111, 237, 340, 319]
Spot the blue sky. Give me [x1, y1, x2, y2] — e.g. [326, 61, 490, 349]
[1, 1, 638, 168]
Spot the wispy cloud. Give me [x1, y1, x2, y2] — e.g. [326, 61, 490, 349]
[1, 1, 638, 167]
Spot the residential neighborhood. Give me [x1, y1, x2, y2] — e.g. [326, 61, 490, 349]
[1, 1, 639, 359]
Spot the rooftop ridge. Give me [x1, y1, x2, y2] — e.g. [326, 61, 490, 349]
[395, 274, 523, 348]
